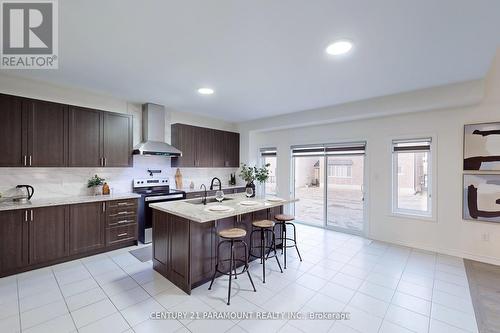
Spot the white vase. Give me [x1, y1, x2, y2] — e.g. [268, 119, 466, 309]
[93, 186, 103, 196]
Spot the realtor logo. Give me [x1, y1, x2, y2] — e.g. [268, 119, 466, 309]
[1, 0, 58, 69]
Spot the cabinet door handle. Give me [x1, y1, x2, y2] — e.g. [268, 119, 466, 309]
[117, 202, 129, 206]
[104, 157, 107, 167]
[117, 233, 128, 237]
[117, 220, 131, 224]
[24, 156, 27, 166]
[29, 156, 32, 166]
[25, 210, 28, 222]
[30, 210, 33, 222]
[102, 202, 106, 212]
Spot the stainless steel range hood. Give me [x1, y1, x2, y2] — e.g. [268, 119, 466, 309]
[133, 103, 182, 157]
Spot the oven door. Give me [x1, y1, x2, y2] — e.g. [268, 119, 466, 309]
[142, 193, 186, 243]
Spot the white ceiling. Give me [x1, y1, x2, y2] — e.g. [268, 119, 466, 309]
[8, 0, 500, 122]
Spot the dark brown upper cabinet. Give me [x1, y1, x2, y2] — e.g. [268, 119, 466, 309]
[27, 99, 68, 167]
[0, 94, 24, 167]
[171, 123, 239, 168]
[103, 112, 133, 167]
[69, 107, 133, 167]
[68, 106, 102, 167]
[0, 93, 133, 168]
[171, 123, 196, 167]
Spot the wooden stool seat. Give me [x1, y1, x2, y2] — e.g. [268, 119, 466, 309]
[218, 228, 247, 239]
[252, 220, 275, 228]
[275, 214, 295, 222]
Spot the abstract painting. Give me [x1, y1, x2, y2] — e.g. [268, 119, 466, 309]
[464, 122, 500, 170]
[463, 174, 500, 223]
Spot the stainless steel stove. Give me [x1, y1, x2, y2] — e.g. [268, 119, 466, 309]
[133, 178, 186, 243]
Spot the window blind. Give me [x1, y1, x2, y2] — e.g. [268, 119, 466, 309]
[392, 138, 431, 152]
[292, 142, 366, 157]
[260, 148, 277, 157]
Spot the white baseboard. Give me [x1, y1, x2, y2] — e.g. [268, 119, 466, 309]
[368, 234, 500, 266]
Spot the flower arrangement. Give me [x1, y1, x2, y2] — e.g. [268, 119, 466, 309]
[87, 174, 105, 188]
[239, 163, 271, 184]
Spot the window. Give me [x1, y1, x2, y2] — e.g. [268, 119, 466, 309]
[260, 148, 277, 196]
[328, 165, 353, 178]
[392, 138, 432, 216]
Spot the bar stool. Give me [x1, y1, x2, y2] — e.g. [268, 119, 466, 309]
[274, 214, 303, 269]
[208, 227, 256, 305]
[249, 220, 283, 283]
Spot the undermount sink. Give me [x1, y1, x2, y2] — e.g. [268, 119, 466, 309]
[186, 197, 234, 205]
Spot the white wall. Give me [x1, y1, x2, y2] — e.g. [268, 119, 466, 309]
[0, 74, 239, 197]
[238, 49, 500, 265]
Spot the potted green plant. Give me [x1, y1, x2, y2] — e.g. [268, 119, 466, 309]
[87, 174, 105, 196]
[239, 163, 270, 197]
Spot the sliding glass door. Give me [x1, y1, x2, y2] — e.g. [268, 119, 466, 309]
[293, 151, 325, 227]
[326, 153, 365, 233]
[292, 143, 366, 234]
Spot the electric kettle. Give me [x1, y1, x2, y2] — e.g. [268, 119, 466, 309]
[13, 185, 35, 203]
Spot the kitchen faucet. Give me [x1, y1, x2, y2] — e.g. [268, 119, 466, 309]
[200, 184, 207, 205]
[209, 177, 222, 191]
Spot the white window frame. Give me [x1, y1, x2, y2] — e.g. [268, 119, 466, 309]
[391, 138, 434, 219]
[259, 147, 277, 196]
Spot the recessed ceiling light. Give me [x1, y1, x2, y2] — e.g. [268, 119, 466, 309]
[325, 40, 353, 56]
[198, 88, 214, 95]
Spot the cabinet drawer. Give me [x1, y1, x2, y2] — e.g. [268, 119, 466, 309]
[106, 207, 137, 218]
[106, 224, 137, 246]
[107, 215, 136, 227]
[106, 199, 137, 209]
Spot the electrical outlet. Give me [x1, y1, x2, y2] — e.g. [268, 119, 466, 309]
[481, 233, 490, 242]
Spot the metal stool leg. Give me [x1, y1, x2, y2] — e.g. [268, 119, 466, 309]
[283, 223, 287, 269]
[227, 240, 234, 305]
[271, 231, 283, 273]
[208, 240, 224, 290]
[243, 241, 256, 292]
[261, 228, 266, 283]
[289, 222, 303, 262]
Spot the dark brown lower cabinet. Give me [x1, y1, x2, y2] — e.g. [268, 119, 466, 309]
[30, 206, 68, 265]
[69, 202, 106, 255]
[0, 199, 138, 278]
[152, 205, 284, 294]
[0, 210, 28, 274]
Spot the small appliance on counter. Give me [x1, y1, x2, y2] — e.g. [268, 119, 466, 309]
[133, 178, 186, 244]
[13, 185, 35, 203]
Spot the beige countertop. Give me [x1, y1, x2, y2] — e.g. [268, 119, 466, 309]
[150, 193, 297, 223]
[0, 193, 140, 212]
[177, 184, 246, 193]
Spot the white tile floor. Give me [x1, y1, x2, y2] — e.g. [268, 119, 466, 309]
[0, 224, 478, 333]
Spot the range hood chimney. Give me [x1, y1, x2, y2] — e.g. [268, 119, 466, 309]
[133, 103, 182, 157]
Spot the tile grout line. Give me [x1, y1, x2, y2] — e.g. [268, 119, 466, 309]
[106, 250, 189, 332]
[375, 245, 411, 333]
[51, 263, 80, 333]
[16, 273, 21, 333]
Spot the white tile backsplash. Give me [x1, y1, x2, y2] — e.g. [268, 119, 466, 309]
[0, 155, 240, 199]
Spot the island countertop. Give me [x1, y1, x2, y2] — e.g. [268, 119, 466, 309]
[149, 193, 298, 223]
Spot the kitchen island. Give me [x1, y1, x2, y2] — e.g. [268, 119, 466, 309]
[149, 193, 297, 294]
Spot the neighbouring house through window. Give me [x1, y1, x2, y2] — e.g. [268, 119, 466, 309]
[392, 138, 432, 217]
